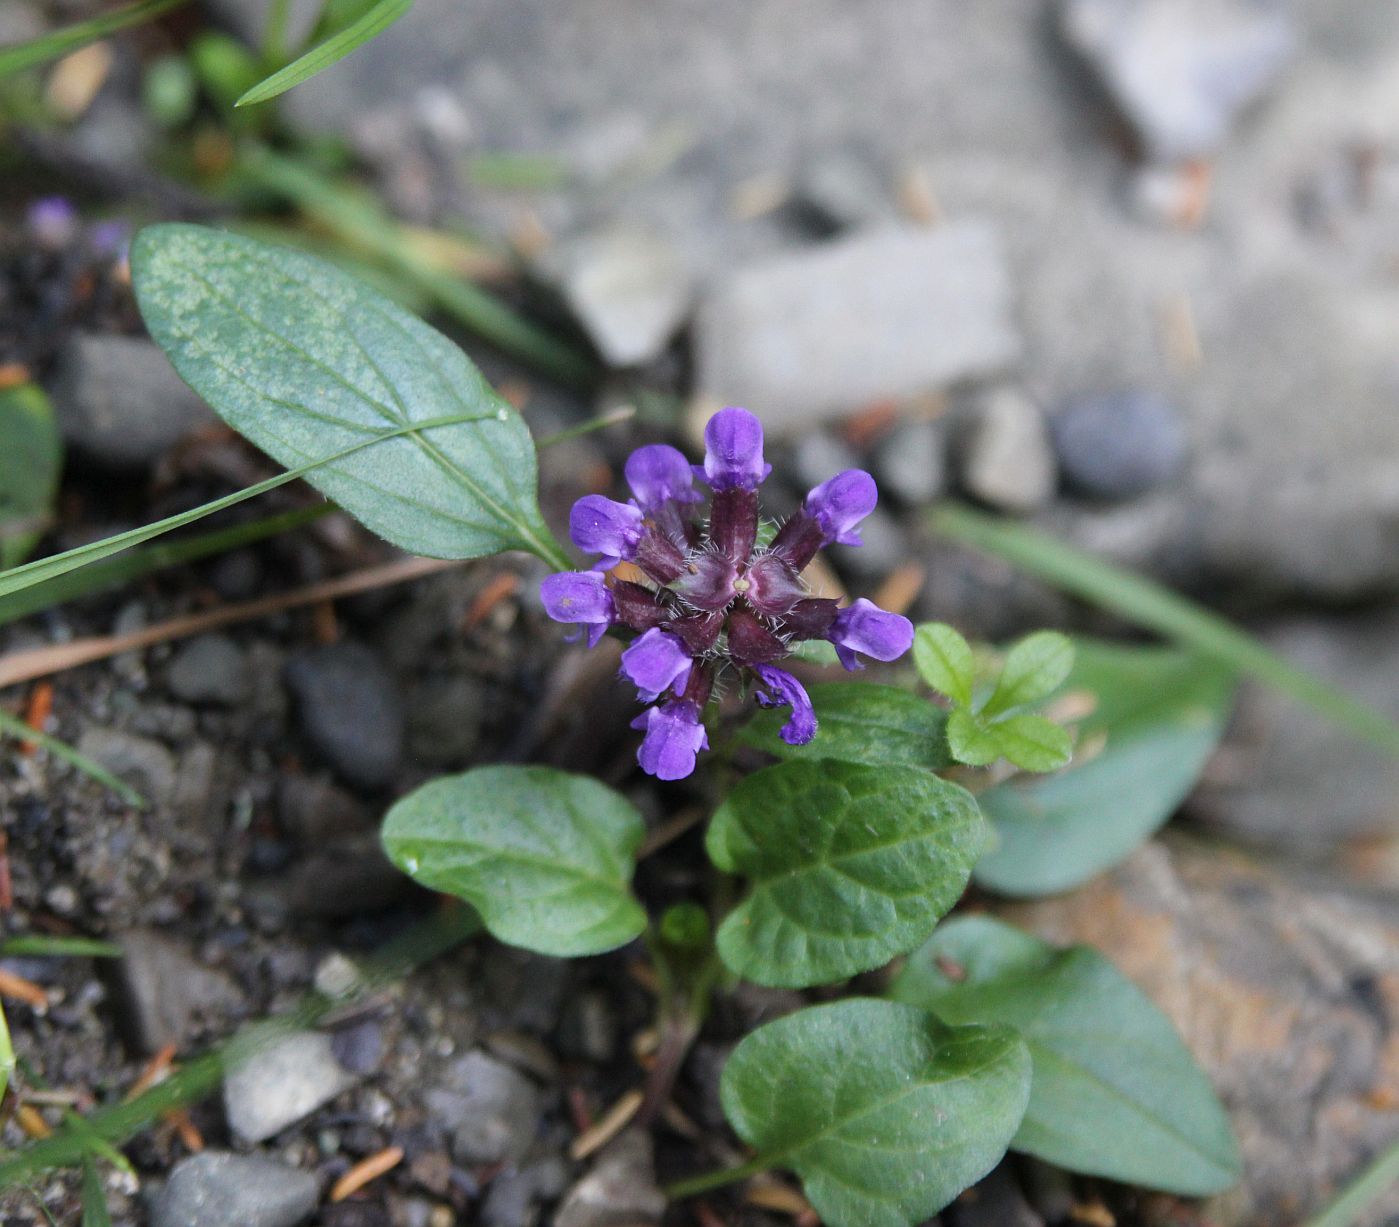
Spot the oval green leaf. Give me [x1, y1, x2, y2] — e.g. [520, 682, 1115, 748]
[983, 630, 1074, 717]
[381, 765, 646, 957]
[913, 622, 976, 707]
[739, 683, 950, 771]
[985, 714, 1072, 773]
[131, 224, 565, 568]
[707, 760, 986, 987]
[974, 641, 1235, 896]
[891, 916, 1241, 1195]
[721, 998, 1031, 1227]
[0, 385, 62, 569]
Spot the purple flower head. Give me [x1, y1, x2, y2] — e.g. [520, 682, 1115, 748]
[540, 571, 614, 648]
[541, 417, 912, 779]
[697, 408, 772, 491]
[805, 469, 877, 547]
[753, 664, 817, 746]
[828, 598, 915, 671]
[28, 197, 77, 250]
[631, 701, 709, 781]
[570, 495, 645, 570]
[620, 628, 692, 702]
[626, 444, 701, 512]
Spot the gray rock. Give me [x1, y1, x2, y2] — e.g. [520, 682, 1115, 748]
[1059, 0, 1297, 161]
[959, 387, 1057, 514]
[75, 728, 178, 808]
[791, 431, 860, 494]
[112, 928, 242, 1054]
[283, 642, 404, 790]
[873, 418, 948, 506]
[283, 836, 409, 919]
[424, 1050, 542, 1165]
[950, 1165, 1043, 1227]
[541, 224, 691, 367]
[696, 222, 1020, 432]
[49, 335, 216, 469]
[166, 634, 250, 706]
[553, 1129, 665, 1227]
[276, 774, 372, 845]
[223, 1030, 359, 1143]
[827, 507, 908, 581]
[405, 675, 485, 768]
[1050, 390, 1188, 500]
[480, 1155, 570, 1227]
[1001, 838, 1399, 1226]
[152, 1152, 318, 1227]
[794, 150, 894, 234]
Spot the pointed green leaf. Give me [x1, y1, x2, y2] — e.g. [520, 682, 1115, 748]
[382, 766, 646, 958]
[983, 630, 1074, 717]
[0, 0, 188, 80]
[721, 999, 1031, 1227]
[987, 714, 1072, 773]
[739, 683, 950, 771]
[891, 916, 1241, 1195]
[946, 708, 1001, 766]
[131, 224, 566, 568]
[975, 641, 1234, 896]
[0, 385, 62, 569]
[236, 0, 413, 107]
[913, 622, 976, 707]
[707, 761, 986, 987]
[81, 1156, 112, 1227]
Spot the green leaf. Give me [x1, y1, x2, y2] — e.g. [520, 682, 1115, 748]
[382, 766, 646, 958]
[987, 714, 1072, 772]
[0, 385, 62, 569]
[236, 0, 412, 106]
[913, 622, 976, 707]
[890, 916, 1241, 1195]
[0, 1003, 11, 1107]
[720, 999, 1031, 1227]
[945, 708, 1000, 767]
[739, 683, 950, 771]
[131, 225, 567, 568]
[0, 936, 122, 959]
[0, 708, 146, 809]
[974, 641, 1234, 896]
[932, 501, 1399, 755]
[0, 0, 188, 80]
[983, 630, 1074, 717]
[81, 1156, 111, 1227]
[706, 760, 986, 987]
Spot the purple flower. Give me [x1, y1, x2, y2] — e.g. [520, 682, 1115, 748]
[540, 571, 614, 647]
[805, 470, 877, 546]
[540, 410, 912, 779]
[626, 444, 701, 512]
[28, 197, 77, 249]
[631, 701, 709, 780]
[570, 495, 645, 570]
[828, 598, 915, 671]
[753, 664, 817, 746]
[697, 407, 771, 490]
[620, 629, 692, 702]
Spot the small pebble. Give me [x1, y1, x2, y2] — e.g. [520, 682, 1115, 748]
[959, 386, 1056, 514]
[151, 1152, 317, 1227]
[1050, 389, 1188, 500]
[166, 634, 250, 706]
[223, 1030, 360, 1143]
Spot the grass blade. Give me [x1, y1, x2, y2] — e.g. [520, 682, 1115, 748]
[80, 1157, 111, 1227]
[931, 502, 1399, 755]
[0, 707, 146, 808]
[0, 936, 123, 959]
[0, 0, 188, 80]
[236, 0, 412, 106]
[1301, 1136, 1399, 1227]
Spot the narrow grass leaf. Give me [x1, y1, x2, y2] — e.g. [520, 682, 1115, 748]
[0, 0, 187, 80]
[0, 708, 145, 808]
[80, 1157, 111, 1227]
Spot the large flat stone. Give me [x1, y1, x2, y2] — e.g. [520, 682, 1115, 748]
[695, 222, 1020, 431]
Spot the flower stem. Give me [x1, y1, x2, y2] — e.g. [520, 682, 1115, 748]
[663, 1154, 772, 1201]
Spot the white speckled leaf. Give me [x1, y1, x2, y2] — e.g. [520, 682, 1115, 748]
[132, 224, 560, 563]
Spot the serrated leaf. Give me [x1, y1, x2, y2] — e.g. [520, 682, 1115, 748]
[984, 630, 1074, 717]
[945, 708, 1001, 766]
[739, 683, 950, 771]
[974, 641, 1234, 896]
[721, 999, 1031, 1227]
[0, 385, 62, 569]
[236, 0, 413, 106]
[987, 714, 1072, 773]
[131, 224, 566, 568]
[913, 622, 976, 707]
[381, 766, 646, 958]
[891, 916, 1241, 1195]
[706, 760, 986, 987]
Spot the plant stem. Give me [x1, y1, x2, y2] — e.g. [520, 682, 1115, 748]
[663, 1154, 771, 1200]
[1302, 1137, 1399, 1227]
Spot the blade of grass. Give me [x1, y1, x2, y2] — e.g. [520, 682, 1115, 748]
[0, 707, 146, 808]
[236, 146, 597, 389]
[80, 1157, 111, 1227]
[1301, 1137, 1399, 1227]
[932, 501, 1399, 755]
[0, 905, 478, 1184]
[0, 936, 123, 959]
[0, 0, 189, 80]
[237, 0, 412, 106]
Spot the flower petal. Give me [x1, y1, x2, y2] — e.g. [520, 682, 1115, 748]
[620, 628, 693, 702]
[626, 444, 701, 510]
[753, 663, 817, 746]
[540, 571, 614, 647]
[804, 469, 877, 546]
[569, 494, 645, 568]
[630, 700, 709, 780]
[697, 407, 772, 491]
[828, 598, 914, 671]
